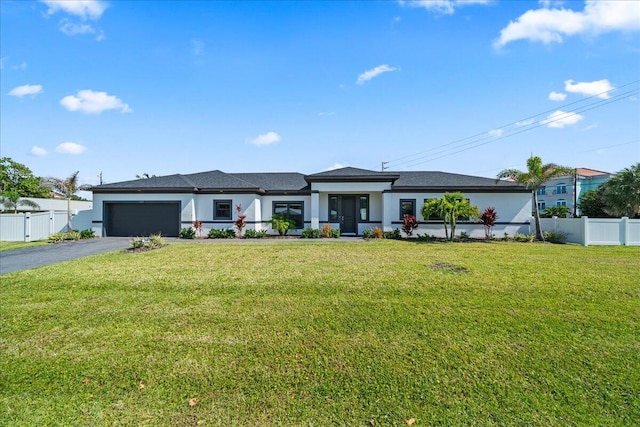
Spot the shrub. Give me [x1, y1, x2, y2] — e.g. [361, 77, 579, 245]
[129, 234, 166, 250]
[459, 231, 470, 240]
[192, 220, 204, 238]
[179, 227, 196, 239]
[541, 205, 570, 218]
[79, 228, 95, 239]
[402, 214, 419, 236]
[544, 230, 568, 244]
[362, 229, 373, 239]
[208, 228, 236, 239]
[320, 224, 334, 238]
[244, 229, 267, 239]
[416, 233, 435, 242]
[269, 214, 297, 236]
[514, 233, 535, 243]
[301, 227, 320, 238]
[330, 228, 340, 238]
[384, 229, 402, 240]
[49, 231, 81, 242]
[372, 227, 384, 239]
[234, 205, 246, 237]
[480, 207, 498, 239]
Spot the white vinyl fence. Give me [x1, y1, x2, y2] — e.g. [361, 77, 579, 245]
[540, 216, 640, 246]
[0, 211, 93, 242]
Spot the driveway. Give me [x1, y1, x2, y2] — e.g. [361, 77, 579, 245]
[0, 238, 131, 275]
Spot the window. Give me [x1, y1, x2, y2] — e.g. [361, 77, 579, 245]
[359, 196, 369, 221]
[329, 196, 339, 221]
[537, 186, 546, 196]
[273, 201, 304, 229]
[556, 183, 567, 194]
[214, 200, 232, 220]
[538, 201, 546, 211]
[400, 199, 416, 220]
[557, 199, 567, 207]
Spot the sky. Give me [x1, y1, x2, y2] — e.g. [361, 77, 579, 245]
[1, 0, 639, 191]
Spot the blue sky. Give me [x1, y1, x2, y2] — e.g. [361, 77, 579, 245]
[1, 0, 639, 189]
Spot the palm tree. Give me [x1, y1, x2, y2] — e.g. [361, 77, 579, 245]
[600, 163, 640, 218]
[0, 191, 40, 213]
[497, 156, 574, 241]
[43, 171, 92, 232]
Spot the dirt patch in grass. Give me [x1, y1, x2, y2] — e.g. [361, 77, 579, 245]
[429, 262, 470, 273]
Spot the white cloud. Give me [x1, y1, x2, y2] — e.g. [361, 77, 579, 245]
[247, 131, 281, 146]
[30, 146, 48, 156]
[400, 0, 491, 15]
[541, 110, 584, 128]
[356, 64, 397, 85]
[59, 20, 96, 36]
[12, 62, 27, 70]
[60, 90, 132, 114]
[488, 129, 503, 137]
[548, 91, 567, 101]
[191, 39, 205, 56]
[8, 84, 43, 98]
[56, 142, 88, 154]
[565, 79, 615, 99]
[494, 1, 640, 48]
[41, 0, 107, 20]
[515, 118, 535, 127]
[318, 111, 336, 117]
[325, 162, 349, 171]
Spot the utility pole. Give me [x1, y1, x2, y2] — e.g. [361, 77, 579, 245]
[381, 161, 389, 172]
[98, 172, 103, 185]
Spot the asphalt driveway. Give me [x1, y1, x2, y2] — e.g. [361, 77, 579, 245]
[0, 238, 132, 275]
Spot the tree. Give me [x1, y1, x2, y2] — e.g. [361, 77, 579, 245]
[0, 190, 40, 213]
[0, 157, 50, 198]
[421, 192, 479, 241]
[480, 207, 498, 239]
[136, 173, 156, 179]
[540, 205, 570, 218]
[600, 163, 640, 218]
[43, 171, 92, 232]
[578, 188, 610, 217]
[497, 156, 574, 241]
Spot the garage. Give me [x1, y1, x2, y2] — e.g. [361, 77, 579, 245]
[105, 202, 181, 237]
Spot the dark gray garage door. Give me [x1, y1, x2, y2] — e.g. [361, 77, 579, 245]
[105, 202, 181, 237]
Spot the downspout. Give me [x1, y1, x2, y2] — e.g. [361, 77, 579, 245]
[573, 168, 578, 217]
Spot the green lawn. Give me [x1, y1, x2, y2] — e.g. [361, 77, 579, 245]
[1, 241, 638, 426]
[0, 240, 48, 252]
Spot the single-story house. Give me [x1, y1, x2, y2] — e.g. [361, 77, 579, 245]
[90, 167, 532, 238]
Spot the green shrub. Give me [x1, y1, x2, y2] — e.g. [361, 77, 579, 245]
[269, 214, 297, 236]
[384, 229, 402, 240]
[179, 227, 196, 239]
[208, 228, 236, 239]
[544, 230, 568, 244]
[129, 234, 166, 250]
[301, 228, 320, 238]
[416, 233, 435, 242]
[244, 229, 267, 239]
[49, 231, 81, 242]
[79, 229, 95, 239]
[330, 228, 340, 238]
[459, 231, 470, 240]
[362, 229, 373, 239]
[514, 233, 535, 243]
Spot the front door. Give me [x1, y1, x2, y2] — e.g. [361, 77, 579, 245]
[341, 196, 357, 234]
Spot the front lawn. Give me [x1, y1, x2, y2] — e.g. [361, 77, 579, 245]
[0, 240, 48, 252]
[1, 241, 638, 425]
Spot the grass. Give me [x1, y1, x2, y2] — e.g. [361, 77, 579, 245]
[0, 240, 49, 252]
[1, 240, 638, 426]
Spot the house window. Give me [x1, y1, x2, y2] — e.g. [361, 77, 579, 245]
[556, 183, 567, 194]
[557, 199, 567, 207]
[423, 198, 442, 220]
[537, 187, 546, 196]
[329, 196, 339, 222]
[359, 196, 369, 221]
[400, 199, 416, 220]
[273, 201, 304, 229]
[538, 200, 546, 211]
[214, 200, 232, 220]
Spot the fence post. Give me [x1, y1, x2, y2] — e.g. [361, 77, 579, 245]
[621, 217, 629, 246]
[49, 210, 55, 236]
[552, 216, 558, 233]
[581, 216, 589, 246]
[24, 212, 31, 242]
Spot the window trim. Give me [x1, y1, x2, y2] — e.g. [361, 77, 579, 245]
[214, 199, 233, 220]
[399, 199, 416, 220]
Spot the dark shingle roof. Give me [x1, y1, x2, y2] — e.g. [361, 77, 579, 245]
[306, 167, 399, 183]
[392, 171, 527, 191]
[231, 173, 309, 191]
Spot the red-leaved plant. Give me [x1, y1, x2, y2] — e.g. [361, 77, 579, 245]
[234, 204, 246, 238]
[402, 214, 419, 237]
[480, 207, 498, 239]
[193, 220, 204, 238]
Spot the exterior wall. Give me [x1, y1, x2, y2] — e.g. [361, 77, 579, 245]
[259, 194, 312, 235]
[193, 194, 260, 233]
[91, 193, 195, 236]
[383, 191, 531, 238]
[0, 197, 92, 213]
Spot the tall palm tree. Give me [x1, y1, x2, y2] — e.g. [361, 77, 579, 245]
[43, 171, 92, 232]
[497, 156, 574, 241]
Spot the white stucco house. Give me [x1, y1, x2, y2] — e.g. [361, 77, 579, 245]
[90, 167, 532, 238]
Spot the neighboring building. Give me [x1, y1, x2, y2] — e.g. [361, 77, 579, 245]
[536, 168, 613, 217]
[90, 167, 532, 238]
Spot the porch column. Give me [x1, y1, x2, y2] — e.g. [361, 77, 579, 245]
[311, 191, 320, 229]
[382, 191, 393, 232]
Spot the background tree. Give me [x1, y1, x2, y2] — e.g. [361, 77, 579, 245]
[136, 173, 157, 179]
[600, 163, 640, 218]
[578, 188, 610, 218]
[540, 205, 570, 218]
[422, 192, 479, 241]
[497, 156, 574, 241]
[43, 171, 92, 232]
[0, 157, 50, 198]
[0, 191, 40, 213]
